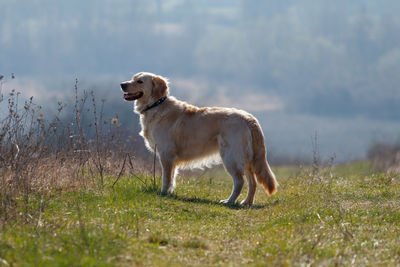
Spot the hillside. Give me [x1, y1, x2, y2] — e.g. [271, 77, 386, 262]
[1, 163, 399, 266]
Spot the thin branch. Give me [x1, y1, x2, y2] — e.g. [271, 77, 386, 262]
[112, 153, 127, 188]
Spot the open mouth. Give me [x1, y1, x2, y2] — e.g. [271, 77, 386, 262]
[123, 92, 143, 101]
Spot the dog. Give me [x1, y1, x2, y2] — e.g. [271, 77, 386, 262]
[120, 72, 278, 205]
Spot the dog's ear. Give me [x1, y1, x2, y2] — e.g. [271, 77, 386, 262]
[151, 76, 168, 99]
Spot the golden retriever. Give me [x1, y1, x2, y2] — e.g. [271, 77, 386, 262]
[120, 72, 278, 205]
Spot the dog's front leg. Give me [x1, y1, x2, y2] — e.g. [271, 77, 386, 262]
[159, 156, 176, 194]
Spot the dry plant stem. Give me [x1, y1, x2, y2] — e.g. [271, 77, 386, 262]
[153, 144, 157, 187]
[90, 91, 104, 187]
[127, 154, 147, 185]
[76, 201, 89, 249]
[36, 194, 44, 229]
[311, 131, 320, 179]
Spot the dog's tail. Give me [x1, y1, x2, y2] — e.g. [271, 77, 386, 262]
[247, 117, 278, 195]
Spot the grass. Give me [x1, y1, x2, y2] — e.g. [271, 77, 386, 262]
[1, 162, 400, 266]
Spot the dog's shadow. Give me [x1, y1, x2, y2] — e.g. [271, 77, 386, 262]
[161, 193, 269, 210]
[141, 186, 277, 209]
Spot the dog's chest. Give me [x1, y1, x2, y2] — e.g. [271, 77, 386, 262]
[139, 116, 157, 150]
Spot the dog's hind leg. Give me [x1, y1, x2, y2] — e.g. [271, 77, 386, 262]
[219, 171, 244, 204]
[159, 156, 176, 194]
[218, 136, 244, 204]
[241, 167, 257, 206]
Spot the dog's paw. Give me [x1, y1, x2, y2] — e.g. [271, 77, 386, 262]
[160, 188, 175, 197]
[240, 199, 254, 206]
[219, 199, 235, 205]
[167, 188, 175, 194]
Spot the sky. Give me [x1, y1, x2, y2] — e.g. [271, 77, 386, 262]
[1, 0, 400, 162]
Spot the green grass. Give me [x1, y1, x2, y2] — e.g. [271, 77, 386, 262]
[1, 162, 400, 266]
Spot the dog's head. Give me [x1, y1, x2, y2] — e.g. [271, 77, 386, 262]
[120, 72, 169, 104]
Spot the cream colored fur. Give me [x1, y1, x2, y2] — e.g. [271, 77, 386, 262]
[120, 72, 278, 205]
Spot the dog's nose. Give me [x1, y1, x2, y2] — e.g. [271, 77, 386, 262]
[120, 83, 128, 91]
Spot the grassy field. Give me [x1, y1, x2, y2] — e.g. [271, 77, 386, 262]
[1, 162, 400, 266]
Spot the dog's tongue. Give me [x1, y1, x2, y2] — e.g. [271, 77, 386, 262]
[123, 94, 135, 101]
[123, 92, 143, 101]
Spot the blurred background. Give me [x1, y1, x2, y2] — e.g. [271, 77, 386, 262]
[1, 0, 400, 163]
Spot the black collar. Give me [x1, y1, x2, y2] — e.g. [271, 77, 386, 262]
[142, 96, 168, 113]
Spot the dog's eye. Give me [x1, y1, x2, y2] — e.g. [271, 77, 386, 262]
[137, 80, 143, 84]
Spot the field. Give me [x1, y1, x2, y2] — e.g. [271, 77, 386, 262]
[1, 161, 400, 266]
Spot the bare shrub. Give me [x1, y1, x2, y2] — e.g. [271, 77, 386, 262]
[0, 78, 142, 224]
[368, 141, 400, 173]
